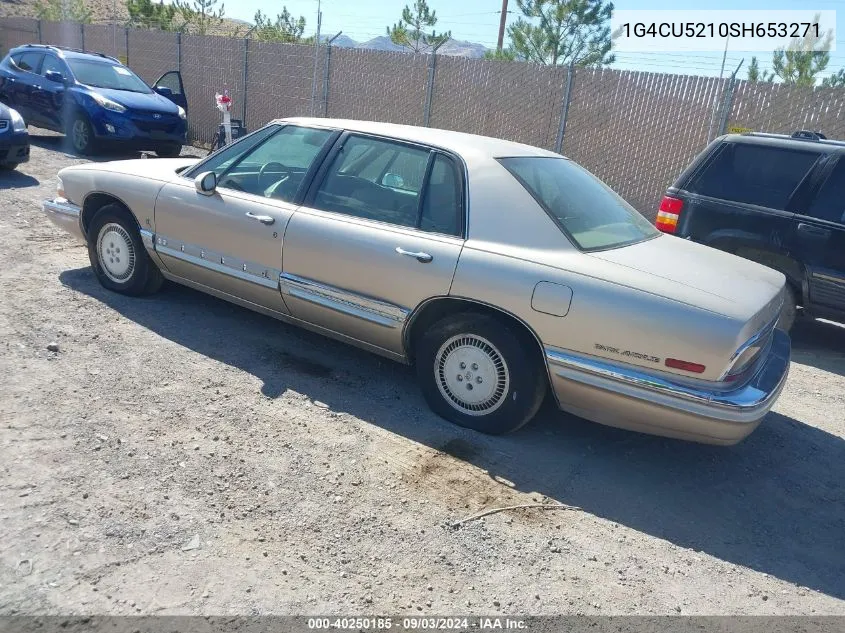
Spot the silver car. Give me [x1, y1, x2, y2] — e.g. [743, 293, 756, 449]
[43, 118, 791, 445]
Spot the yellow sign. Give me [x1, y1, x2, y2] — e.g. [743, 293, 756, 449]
[728, 126, 753, 134]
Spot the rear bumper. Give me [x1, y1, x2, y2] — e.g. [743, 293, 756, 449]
[43, 198, 85, 243]
[546, 329, 791, 445]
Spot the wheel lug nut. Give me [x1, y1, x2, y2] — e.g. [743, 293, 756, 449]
[472, 363, 478, 370]
[459, 362, 466, 369]
[457, 375, 463, 381]
[467, 384, 473, 390]
[476, 376, 483, 383]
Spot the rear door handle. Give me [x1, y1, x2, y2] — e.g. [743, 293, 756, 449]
[245, 211, 275, 225]
[395, 247, 433, 263]
[797, 222, 830, 238]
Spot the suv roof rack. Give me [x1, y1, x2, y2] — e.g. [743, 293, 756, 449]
[19, 43, 119, 63]
[740, 130, 845, 148]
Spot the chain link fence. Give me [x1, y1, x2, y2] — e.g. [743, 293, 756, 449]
[3, 18, 845, 219]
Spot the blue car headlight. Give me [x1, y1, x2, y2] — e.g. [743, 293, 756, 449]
[9, 107, 26, 132]
[177, 106, 186, 120]
[91, 93, 127, 113]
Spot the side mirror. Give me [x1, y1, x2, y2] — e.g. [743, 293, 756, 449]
[45, 70, 66, 84]
[155, 85, 173, 98]
[195, 171, 217, 195]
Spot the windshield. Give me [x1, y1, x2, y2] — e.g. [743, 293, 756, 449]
[67, 59, 152, 93]
[499, 157, 659, 251]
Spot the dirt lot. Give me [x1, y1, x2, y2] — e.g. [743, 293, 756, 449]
[1, 131, 844, 616]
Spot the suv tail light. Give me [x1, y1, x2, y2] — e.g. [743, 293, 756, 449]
[656, 196, 683, 233]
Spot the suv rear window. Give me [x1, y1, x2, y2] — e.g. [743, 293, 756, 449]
[499, 157, 659, 251]
[807, 159, 845, 223]
[688, 143, 819, 210]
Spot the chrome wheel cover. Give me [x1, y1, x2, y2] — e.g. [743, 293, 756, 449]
[96, 223, 136, 283]
[72, 119, 89, 151]
[435, 334, 510, 416]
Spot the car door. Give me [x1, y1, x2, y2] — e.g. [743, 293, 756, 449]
[791, 153, 845, 313]
[282, 132, 465, 357]
[153, 123, 339, 315]
[32, 53, 69, 131]
[6, 51, 44, 122]
[152, 70, 188, 113]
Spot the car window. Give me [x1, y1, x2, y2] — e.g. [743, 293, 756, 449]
[66, 59, 151, 93]
[806, 159, 845, 224]
[189, 125, 280, 179]
[13, 52, 43, 73]
[420, 154, 461, 236]
[688, 143, 819, 210]
[155, 71, 183, 95]
[499, 157, 659, 251]
[40, 55, 67, 79]
[216, 125, 334, 202]
[313, 135, 430, 228]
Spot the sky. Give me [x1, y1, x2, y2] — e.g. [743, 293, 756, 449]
[210, 0, 845, 81]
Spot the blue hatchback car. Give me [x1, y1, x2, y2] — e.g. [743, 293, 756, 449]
[0, 44, 187, 157]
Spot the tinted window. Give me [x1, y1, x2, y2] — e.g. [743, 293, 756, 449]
[807, 159, 845, 224]
[689, 143, 819, 210]
[66, 59, 151, 93]
[420, 154, 461, 236]
[499, 157, 659, 251]
[40, 55, 67, 79]
[13, 52, 43, 72]
[190, 124, 280, 179]
[155, 71, 183, 95]
[314, 136, 430, 228]
[215, 125, 334, 201]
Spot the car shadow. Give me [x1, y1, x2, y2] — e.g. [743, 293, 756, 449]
[790, 318, 845, 376]
[28, 132, 202, 162]
[0, 169, 39, 189]
[59, 266, 845, 601]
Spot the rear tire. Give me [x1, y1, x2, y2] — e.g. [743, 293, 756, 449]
[777, 284, 797, 332]
[87, 204, 163, 296]
[415, 313, 547, 435]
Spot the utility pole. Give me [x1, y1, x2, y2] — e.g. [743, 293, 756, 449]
[310, 0, 322, 116]
[496, 0, 508, 52]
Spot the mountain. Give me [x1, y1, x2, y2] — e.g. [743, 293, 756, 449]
[354, 35, 488, 58]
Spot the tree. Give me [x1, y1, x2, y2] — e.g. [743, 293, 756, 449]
[821, 69, 845, 88]
[127, 0, 180, 31]
[507, 0, 614, 66]
[252, 8, 307, 43]
[387, 0, 450, 54]
[770, 14, 832, 87]
[34, 0, 92, 23]
[747, 56, 774, 83]
[177, 0, 225, 36]
[484, 48, 518, 61]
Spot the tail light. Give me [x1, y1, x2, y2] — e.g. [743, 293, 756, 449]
[656, 196, 683, 233]
[665, 358, 706, 374]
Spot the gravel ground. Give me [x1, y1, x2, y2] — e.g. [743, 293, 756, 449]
[1, 131, 844, 616]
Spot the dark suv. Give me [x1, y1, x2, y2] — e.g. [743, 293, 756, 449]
[656, 130, 845, 330]
[0, 44, 187, 156]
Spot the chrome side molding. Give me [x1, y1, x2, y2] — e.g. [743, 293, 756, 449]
[280, 272, 409, 329]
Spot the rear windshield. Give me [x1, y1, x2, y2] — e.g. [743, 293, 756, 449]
[499, 157, 659, 251]
[67, 59, 151, 93]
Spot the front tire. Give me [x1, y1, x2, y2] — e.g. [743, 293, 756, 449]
[155, 143, 182, 158]
[776, 284, 797, 332]
[68, 114, 95, 155]
[87, 204, 163, 296]
[415, 313, 547, 435]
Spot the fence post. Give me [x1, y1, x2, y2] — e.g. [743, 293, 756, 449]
[37, 20, 42, 44]
[423, 47, 440, 127]
[125, 28, 130, 65]
[717, 75, 738, 136]
[177, 31, 182, 71]
[554, 61, 575, 153]
[80, 23, 85, 51]
[241, 37, 249, 125]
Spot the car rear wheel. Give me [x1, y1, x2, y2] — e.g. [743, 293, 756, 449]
[87, 204, 163, 296]
[69, 114, 95, 155]
[155, 143, 182, 158]
[415, 313, 547, 435]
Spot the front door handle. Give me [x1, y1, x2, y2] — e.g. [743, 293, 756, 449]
[395, 247, 433, 263]
[245, 211, 275, 225]
[797, 222, 830, 238]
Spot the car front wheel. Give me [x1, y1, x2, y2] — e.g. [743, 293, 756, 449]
[415, 313, 547, 435]
[87, 204, 163, 296]
[69, 114, 95, 155]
